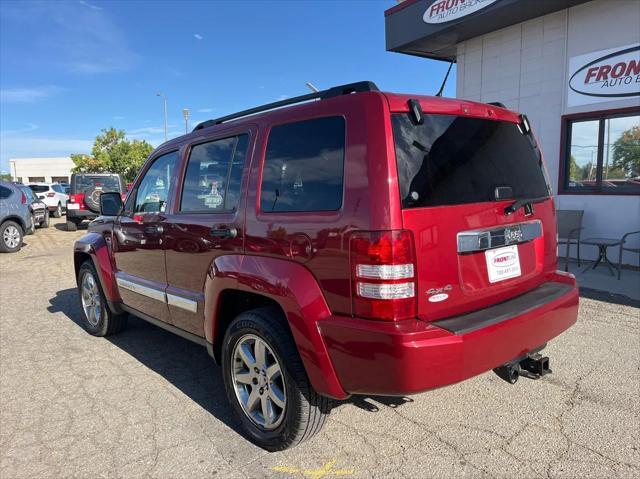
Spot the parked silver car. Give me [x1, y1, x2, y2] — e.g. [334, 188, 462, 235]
[0, 180, 34, 253]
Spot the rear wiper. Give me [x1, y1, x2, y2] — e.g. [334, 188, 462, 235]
[504, 196, 548, 216]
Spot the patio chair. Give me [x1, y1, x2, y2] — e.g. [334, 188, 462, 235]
[618, 230, 640, 280]
[556, 210, 584, 272]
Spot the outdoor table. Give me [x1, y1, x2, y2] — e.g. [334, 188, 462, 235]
[580, 237, 622, 276]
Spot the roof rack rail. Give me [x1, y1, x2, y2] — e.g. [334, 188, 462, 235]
[488, 101, 507, 108]
[193, 81, 379, 131]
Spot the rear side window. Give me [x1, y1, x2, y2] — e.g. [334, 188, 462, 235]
[392, 113, 550, 208]
[0, 185, 13, 199]
[181, 134, 249, 212]
[260, 116, 345, 213]
[29, 185, 49, 194]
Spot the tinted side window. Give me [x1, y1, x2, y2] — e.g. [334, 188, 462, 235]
[0, 185, 13, 199]
[180, 134, 248, 212]
[260, 117, 345, 213]
[134, 151, 178, 213]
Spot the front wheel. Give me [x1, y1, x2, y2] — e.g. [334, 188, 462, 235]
[222, 307, 330, 451]
[40, 210, 50, 228]
[77, 261, 127, 336]
[53, 203, 62, 218]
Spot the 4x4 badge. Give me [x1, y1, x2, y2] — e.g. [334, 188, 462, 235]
[427, 284, 452, 300]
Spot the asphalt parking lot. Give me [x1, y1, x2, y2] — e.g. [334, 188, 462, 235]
[1, 217, 638, 479]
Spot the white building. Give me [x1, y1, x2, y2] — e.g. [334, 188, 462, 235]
[9, 157, 75, 184]
[386, 0, 640, 265]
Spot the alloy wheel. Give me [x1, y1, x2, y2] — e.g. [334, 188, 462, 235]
[3, 225, 20, 249]
[81, 272, 102, 326]
[232, 334, 287, 430]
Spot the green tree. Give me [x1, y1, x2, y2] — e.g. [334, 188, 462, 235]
[612, 125, 640, 178]
[0, 172, 12, 181]
[71, 128, 153, 182]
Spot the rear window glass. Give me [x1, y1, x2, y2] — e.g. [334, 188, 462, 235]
[73, 175, 122, 193]
[392, 113, 550, 208]
[28, 185, 49, 193]
[260, 116, 345, 213]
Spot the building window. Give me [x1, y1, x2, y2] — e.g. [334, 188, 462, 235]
[560, 108, 640, 195]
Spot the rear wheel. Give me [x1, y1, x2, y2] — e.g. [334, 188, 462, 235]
[77, 261, 127, 336]
[53, 203, 62, 218]
[222, 307, 329, 451]
[0, 221, 23, 253]
[66, 219, 78, 231]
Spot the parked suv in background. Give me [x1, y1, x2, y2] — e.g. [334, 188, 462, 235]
[18, 185, 49, 230]
[66, 173, 126, 231]
[0, 180, 33, 253]
[27, 182, 68, 218]
[73, 82, 579, 451]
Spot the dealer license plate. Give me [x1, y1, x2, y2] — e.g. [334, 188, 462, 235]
[485, 245, 521, 283]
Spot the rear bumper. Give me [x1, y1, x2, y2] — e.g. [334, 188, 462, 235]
[318, 272, 578, 396]
[66, 208, 97, 221]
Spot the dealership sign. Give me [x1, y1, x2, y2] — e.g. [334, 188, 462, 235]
[423, 0, 499, 24]
[568, 44, 640, 107]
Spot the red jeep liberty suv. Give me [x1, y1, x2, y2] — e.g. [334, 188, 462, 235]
[74, 81, 579, 451]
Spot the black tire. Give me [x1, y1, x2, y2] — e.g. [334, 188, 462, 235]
[53, 203, 62, 218]
[28, 214, 36, 235]
[221, 307, 330, 451]
[40, 210, 50, 229]
[66, 219, 78, 231]
[77, 261, 127, 336]
[0, 220, 23, 253]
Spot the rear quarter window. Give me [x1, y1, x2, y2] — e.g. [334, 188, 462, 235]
[260, 116, 345, 213]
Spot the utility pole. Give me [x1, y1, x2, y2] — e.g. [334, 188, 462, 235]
[156, 92, 168, 142]
[182, 108, 190, 134]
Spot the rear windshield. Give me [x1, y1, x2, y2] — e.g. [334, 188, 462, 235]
[72, 175, 123, 193]
[28, 185, 49, 193]
[392, 113, 550, 208]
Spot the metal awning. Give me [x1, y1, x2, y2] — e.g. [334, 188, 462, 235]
[385, 0, 591, 61]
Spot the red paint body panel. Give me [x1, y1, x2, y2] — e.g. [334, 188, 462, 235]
[320, 272, 578, 396]
[209, 254, 348, 400]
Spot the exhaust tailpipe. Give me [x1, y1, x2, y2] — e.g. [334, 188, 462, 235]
[493, 352, 551, 384]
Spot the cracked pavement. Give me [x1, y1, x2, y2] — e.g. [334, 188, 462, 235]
[1, 217, 639, 478]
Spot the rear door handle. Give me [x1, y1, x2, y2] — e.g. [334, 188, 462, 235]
[210, 227, 237, 239]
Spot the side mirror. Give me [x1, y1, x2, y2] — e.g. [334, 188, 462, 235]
[100, 191, 123, 216]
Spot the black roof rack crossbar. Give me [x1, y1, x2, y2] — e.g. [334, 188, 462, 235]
[193, 81, 379, 131]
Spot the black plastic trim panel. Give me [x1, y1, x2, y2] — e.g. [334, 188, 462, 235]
[433, 282, 573, 335]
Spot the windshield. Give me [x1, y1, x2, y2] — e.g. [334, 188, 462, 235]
[73, 175, 122, 193]
[392, 113, 551, 209]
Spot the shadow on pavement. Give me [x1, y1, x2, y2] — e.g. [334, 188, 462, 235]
[48, 288, 242, 435]
[48, 287, 414, 433]
[54, 222, 89, 232]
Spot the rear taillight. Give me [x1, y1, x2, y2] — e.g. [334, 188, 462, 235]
[46, 192, 55, 197]
[70, 193, 85, 209]
[350, 230, 417, 321]
[20, 191, 27, 204]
